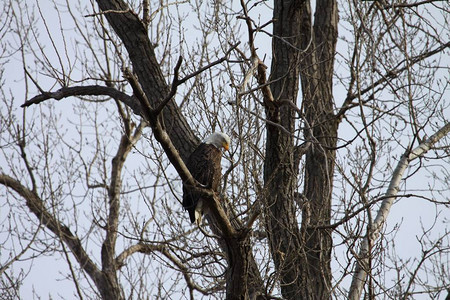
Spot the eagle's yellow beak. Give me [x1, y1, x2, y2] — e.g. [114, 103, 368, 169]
[223, 143, 230, 151]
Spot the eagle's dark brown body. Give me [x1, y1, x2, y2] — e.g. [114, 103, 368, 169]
[182, 143, 222, 223]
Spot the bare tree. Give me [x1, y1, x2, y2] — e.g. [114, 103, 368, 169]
[1, 0, 449, 299]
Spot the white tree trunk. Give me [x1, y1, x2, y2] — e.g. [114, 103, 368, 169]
[349, 122, 450, 299]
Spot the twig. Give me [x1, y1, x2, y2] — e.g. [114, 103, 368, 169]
[84, 9, 131, 18]
[153, 42, 241, 115]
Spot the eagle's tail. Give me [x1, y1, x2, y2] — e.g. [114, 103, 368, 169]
[194, 199, 203, 225]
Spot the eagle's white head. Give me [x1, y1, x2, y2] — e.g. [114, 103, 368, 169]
[204, 132, 230, 151]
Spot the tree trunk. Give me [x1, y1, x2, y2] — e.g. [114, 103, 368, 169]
[299, 0, 339, 298]
[264, 0, 339, 299]
[264, 0, 304, 299]
[225, 232, 261, 299]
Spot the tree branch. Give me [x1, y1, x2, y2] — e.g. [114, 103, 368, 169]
[101, 119, 144, 278]
[238, 0, 275, 107]
[21, 85, 143, 117]
[116, 242, 215, 298]
[338, 41, 450, 118]
[348, 122, 450, 299]
[0, 174, 104, 288]
[153, 42, 240, 116]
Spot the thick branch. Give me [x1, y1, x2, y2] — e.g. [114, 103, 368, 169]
[348, 122, 450, 299]
[95, 0, 198, 158]
[0, 174, 104, 288]
[101, 122, 143, 279]
[21, 85, 143, 117]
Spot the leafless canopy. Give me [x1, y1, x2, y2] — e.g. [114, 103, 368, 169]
[1, 0, 449, 299]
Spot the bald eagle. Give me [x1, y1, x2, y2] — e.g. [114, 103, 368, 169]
[182, 132, 230, 225]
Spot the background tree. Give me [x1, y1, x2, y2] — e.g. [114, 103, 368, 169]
[1, 0, 449, 299]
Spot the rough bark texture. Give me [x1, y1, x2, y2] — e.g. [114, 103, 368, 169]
[264, 0, 303, 299]
[264, 0, 339, 299]
[299, 0, 339, 298]
[224, 232, 253, 300]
